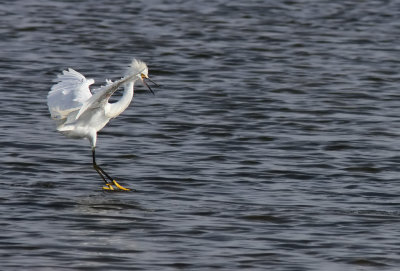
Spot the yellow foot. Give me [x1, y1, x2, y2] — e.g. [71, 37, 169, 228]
[112, 180, 131, 191]
[102, 183, 114, 190]
[102, 180, 131, 191]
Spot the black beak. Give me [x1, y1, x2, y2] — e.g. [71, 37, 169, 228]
[147, 77, 160, 87]
[143, 77, 159, 95]
[143, 80, 155, 95]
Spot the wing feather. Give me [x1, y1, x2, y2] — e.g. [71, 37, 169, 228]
[47, 68, 94, 120]
[75, 67, 144, 119]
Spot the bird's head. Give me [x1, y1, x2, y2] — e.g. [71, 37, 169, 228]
[128, 59, 158, 95]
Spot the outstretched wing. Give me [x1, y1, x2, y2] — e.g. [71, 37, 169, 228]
[75, 67, 144, 119]
[47, 68, 94, 120]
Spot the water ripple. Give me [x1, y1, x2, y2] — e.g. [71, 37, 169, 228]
[1, 0, 400, 270]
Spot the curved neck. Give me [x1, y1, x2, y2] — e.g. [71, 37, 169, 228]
[106, 81, 134, 118]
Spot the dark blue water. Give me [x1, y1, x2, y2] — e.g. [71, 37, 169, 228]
[1, 0, 400, 270]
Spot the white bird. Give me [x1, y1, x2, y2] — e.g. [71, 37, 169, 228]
[47, 59, 157, 191]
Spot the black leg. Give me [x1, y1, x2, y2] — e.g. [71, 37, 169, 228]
[93, 149, 110, 184]
[92, 149, 131, 191]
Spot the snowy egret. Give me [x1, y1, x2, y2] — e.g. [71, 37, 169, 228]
[47, 59, 157, 191]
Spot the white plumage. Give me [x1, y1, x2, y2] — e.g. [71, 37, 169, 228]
[47, 58, 156, 191]
[48, 68, 93, 121]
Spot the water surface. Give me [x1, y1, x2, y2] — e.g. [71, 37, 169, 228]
[1, 0, 400, 270]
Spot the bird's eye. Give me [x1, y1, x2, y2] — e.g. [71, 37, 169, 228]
[141, 73, 146, 79]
